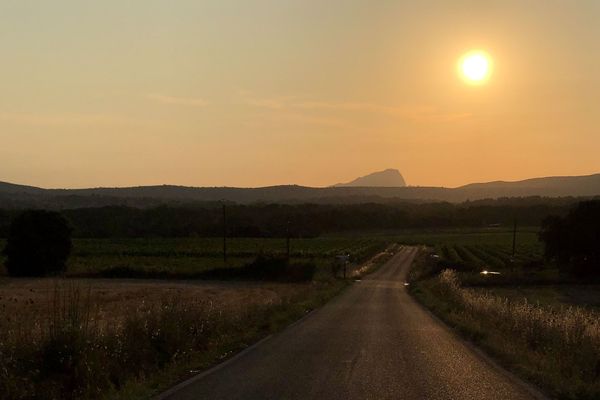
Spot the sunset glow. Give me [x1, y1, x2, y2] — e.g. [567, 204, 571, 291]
[459, 51, 492, 84]
[1, 1, 599, 188]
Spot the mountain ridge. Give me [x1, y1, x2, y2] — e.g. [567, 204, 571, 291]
[333, 169, 407, 187]
[1, 172, 600, 208]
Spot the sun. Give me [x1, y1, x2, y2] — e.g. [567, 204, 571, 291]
[459, 50, 492, 84]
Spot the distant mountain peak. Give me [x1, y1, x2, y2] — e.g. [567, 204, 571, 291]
[334, 169, 407, 187]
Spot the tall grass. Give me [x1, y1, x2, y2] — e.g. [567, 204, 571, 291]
[0, 283, 224, 399]
[0, 280, 344, 400]
[429, 269, 600, 399]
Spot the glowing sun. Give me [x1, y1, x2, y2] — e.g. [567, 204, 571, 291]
[459, 51, 492, 84]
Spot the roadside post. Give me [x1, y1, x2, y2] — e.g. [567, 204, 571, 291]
[286, 220, 291, 260]
[512, 218, 517, 258]
[511, 218, 517, 273]
[222, 201, 227, 264]
[335, 254, 350, 279]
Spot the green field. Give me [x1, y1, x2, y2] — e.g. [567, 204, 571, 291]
[0, 237, 391, 278]
[0, 229, 545, 278]
[381, 228, 544, 275]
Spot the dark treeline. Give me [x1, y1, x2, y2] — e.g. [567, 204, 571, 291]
[540, 200, 600, 277]
[0, 197, 578, 238]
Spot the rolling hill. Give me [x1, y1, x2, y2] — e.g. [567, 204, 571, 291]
[1, 173, 600, 208]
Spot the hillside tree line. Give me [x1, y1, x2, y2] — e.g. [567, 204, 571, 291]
[0, 198, 576, 238]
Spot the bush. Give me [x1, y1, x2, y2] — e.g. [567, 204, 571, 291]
[189, 255, 316, 282]
[241, 254, 316, 282]
[3, 210, 72, 276]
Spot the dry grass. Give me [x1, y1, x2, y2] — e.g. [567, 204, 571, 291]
[420, 269, 600, 399]
[0, 278, 305, 325]
[0, 279, 333, 400]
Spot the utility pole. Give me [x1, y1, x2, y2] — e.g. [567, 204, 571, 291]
[286, 220, 291, 260]
[223, 202, 227, 264]
[512, 218, 517, 258]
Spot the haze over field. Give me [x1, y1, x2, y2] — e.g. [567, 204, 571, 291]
[2, 1, 600, 189]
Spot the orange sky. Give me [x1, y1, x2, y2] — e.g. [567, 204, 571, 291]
[1, 1, 599, 188]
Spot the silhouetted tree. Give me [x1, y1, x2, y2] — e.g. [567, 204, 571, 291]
[3, 210, 72, 276]
[540, 201, 600, 278]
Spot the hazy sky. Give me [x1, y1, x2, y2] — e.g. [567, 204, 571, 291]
[2, 1, 599, 188]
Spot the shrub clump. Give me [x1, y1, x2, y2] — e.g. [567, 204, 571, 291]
[196, 254, 316, 282]
[3, 210, 72, 277]
[241, 254, 316, 282]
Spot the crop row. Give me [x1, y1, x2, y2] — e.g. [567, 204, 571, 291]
[70, 237, 389, 259]
[436, 243, 544, 271]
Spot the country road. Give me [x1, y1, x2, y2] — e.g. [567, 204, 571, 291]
[159, 246, 544, 400]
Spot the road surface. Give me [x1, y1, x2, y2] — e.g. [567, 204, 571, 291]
[160, 246, 544, 400]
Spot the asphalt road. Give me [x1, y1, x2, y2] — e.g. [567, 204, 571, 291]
[160, 246, 544, 400]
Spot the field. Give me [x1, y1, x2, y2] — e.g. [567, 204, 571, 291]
[0, 228, 541, 272]
[0, 278, 311, 325]
[332, 228, 543, 268]
[386, 228, 566, 287]
[0, 229, 548, 285]
[0, 237, 389, 279]
[390, 228, 543, 267]
[0, 236, 395, 400]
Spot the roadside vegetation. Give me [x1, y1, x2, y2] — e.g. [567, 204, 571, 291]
[409, 201, 600, 399]
[411, 266, 600, 399]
